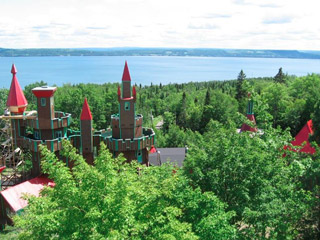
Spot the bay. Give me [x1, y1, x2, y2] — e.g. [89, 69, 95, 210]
[0, 56, 319, 89]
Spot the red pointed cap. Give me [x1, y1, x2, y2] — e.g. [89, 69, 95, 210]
[80, 98, 92, 120]
[122, 61, 131, 81]
[11, 64, 17, 74]
[6, 65, 28, 112]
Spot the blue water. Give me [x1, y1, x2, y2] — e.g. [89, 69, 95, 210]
[0, 56, 319, 89]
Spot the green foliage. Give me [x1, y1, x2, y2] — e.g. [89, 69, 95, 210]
[311, 101, 320, 143]
[21, 72, 318, 136]
[0, 225, 22, 239]
[288, 74, 320, 134]
[202, 90, 238, 128]
[184, 121, 313, 239]
[0, 88, 9, 114]
[162, 111, 175, 133]
[176, 92, 187, 127]
[14, 140, 235, 239]
[262, 82, 292, 128]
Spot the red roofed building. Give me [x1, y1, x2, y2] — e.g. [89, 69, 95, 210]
[6, 64, 28, 114]
[0, 176, 54, 226]
[291, 120, 315, 154]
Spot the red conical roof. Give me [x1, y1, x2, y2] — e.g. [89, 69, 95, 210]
[80, 98, 92, 120]
[6, 64, 28, 109]
[291, 120, 315, 154]
[122, 61, 131, 81]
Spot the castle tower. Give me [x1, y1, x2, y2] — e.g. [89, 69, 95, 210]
[29, 86, 71, 176]
[32, 86, 57, 139]
[109, 62, 154, 163]
[6, 64, 28, 114]
[80, 98, 94, 165]
[6, 64, 28, 147]
[113, 61, 137, 139]
[240, 93, 257, 132]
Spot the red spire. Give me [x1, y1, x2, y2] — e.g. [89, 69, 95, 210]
[122, 61, 131, 81]
[117, 85, 121, 96]
[6, 64, 28, 113]
[11, 64, 17, 74]
[80, 98, 92, 120]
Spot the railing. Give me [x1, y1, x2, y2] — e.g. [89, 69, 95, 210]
[20, 111, 72, 130]
[105, 127, 155, 151]
[18, 125, 155, 153]
[52, 112, 72, 129]
[20, 136, 64, 152]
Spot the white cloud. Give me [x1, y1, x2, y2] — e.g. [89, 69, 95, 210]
[0, 0, 319, 50]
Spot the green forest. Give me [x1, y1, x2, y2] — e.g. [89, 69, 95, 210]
[1, 69, 320, 239]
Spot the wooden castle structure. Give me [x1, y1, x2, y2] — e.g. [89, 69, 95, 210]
[1, 62, 155, 177]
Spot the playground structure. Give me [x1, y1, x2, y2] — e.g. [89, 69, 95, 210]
[0, 62, 155, 188]
[0, 117, 27, 189]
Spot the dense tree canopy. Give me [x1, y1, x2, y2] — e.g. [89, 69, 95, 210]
[184, 120, 314, 239]
[1, 70, 320, 239]
[13, 140, 236, 239]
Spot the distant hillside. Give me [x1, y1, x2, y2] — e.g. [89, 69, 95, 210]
[1, 47, 320, 59]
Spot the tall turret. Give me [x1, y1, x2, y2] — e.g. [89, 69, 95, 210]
[114, 61, 137, 140]
[240, 93, 257, 132]
[109, 62, 154, 163]
[80, 98, 94, 164]
[6, 64, 28, 114]
[6, 64, 28, 152]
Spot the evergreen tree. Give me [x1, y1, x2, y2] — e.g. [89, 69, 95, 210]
[236, 70, 246, 101]
[200, 89, 211, 133]
[274, 67, 286, 84]
[204, 88, 211, 106]
[176, 92, 187, 127]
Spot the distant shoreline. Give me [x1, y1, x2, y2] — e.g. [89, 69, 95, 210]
[1, 47, 320, 59]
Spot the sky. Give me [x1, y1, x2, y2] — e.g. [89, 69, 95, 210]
[0, 0, 319, 50]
